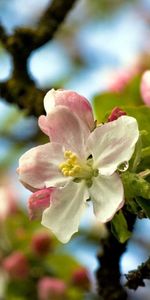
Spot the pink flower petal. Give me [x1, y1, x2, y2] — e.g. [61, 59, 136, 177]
[28, 188, 55, 220]
[38, 115, 50, 136]
[18, 143, 68, 190]
[39, 106, 90, 159]
[43, 89, 95, 131]
[140, 70, 150, 106]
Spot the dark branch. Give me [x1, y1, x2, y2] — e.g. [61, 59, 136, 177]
[0, 0, 78, 115]
[96, 226, 127, 300]
[125, 257, 150, 290]
[96, 210, 136, 300]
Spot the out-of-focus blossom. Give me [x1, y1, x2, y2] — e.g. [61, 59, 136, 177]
[18, 90, 139, 243]
[140, 70, 150, 106]
[72, 267, 90, 290]
[108, 107, 126, 122]
[38, 89, 95, 133]
[108, 69, 136, 93]
[37, 277, 67, 300]
[31, 231, 52, 256]
[2, 251, 29, 280]
[0, 181, 18, 221]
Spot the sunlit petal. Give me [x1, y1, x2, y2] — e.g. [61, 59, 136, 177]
[18, 143, 68, 190]
[87, 116, 139, 175]
[42, 181, 89, 243]
[89, 173, 124, 222]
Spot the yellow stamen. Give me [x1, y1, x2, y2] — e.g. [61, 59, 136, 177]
[64, 151, 72, 158]
[68, 170, 74, 176]
[59, 150, 96, 179]
[63, 170, 69, 176]
[59, 162, 67, 169]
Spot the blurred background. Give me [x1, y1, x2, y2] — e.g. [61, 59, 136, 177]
[1, 0, 150, 299]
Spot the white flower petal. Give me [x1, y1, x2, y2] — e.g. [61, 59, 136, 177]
[89, 173, 124, 222]
[87, 116, 139, 175]
[42, 181, 89, 243]
[18, 143, 69, 190]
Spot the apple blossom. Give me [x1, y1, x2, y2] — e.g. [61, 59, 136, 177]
[18, 95, 139, 243]
[140, 70, 150, 106]
[37, 277, 67, 300]
[108, 69, 136, 93]
[2, 251, 29, 280]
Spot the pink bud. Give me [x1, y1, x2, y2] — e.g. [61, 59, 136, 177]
[28, 188, 55, 220]
[2, 252, 29, 280]
[108, 107, 126, 122]
[37, 277, 67, 300]
[31, 232, 52, 256]
[140, 70, 150, 106]
[72, 267, 90, 290]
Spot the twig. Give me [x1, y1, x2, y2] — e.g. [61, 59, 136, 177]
[125, 257, 150, 290]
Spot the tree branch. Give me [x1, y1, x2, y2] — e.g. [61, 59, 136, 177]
[96, 227, 127, 300]
[96, 210, 136, 300]
[0, 0, 78, 116]
[125, 257, 150, 290]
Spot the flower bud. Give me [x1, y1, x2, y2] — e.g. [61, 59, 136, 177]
[37, 277, 67, 300]
[72, 267, 90, 290]
[140, 70, 150, 106]
[108, 107, 126, 122]
[28, 188, 55, 220]
[31, 232, 52, 256]
[2, 251, 29, 280]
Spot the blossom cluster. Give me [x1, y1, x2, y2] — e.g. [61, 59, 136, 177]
[18, 89, 139, 243]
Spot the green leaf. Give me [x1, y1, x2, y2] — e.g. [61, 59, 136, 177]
[67, 287, 84, 300]
[122, 172, 150, 200]
[124, 107, 150, 139]
[141, 146, 150, 159]
[46, 254, 81, 281]
[129, 135, 142, 172]
[111, 211, 131, 243]
[93, 75, 142, 122]
[93, 92, 124, 122]
[136, 197, 150, 218]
